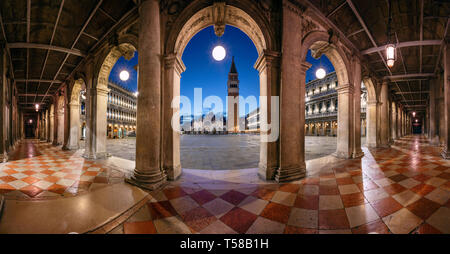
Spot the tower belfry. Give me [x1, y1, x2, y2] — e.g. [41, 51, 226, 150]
[227, 56, 239, 133]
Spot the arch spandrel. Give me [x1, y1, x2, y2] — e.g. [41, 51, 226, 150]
[300, 30, 351, 89]
[96, 43, 137, 90]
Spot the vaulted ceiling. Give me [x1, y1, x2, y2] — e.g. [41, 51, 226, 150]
[0, 0, 137, 113]
[1, 0, 449, 115]
[309, 0, 449, 114]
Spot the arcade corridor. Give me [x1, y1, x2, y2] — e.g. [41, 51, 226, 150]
[0, 0, 449, 236]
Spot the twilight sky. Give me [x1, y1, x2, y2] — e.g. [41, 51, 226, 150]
[109, 25, 334, 117]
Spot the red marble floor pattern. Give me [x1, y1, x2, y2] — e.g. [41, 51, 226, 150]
[113, 135, 450, 234]
[0, 140, 123, 199]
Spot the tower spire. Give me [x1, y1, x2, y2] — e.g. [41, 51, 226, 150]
[229, 56, 238, 74]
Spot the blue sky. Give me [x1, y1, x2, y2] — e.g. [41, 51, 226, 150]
[109, 25, 334, 117]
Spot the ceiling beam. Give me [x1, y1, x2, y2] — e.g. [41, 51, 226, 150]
[8, 43, 86, 57]
[0, 12, 15, 80]
[347, 28, 364, 37]
[18, 94, 51, 97]
[346, 0, 409, 107]
[41, 0, 104, 104]
[67, 6, 138, 84]
[34, 0, 65, 105]
[384, 73, 435, 81]
[326, 1, 347, 17]
[15, 79, 63, 83]
[360, 40, 442, 55]
[395, 91, 429, 94]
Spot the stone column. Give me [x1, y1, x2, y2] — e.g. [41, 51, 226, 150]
[275, 3, 307, 182]
[127, 0, 166, 190]
[0, 48, 7, 162]
[404, 111, 407, 136]
[83, 86, 94, 158]
[396, 104, 402, 138]
[67, 102, 80, 150]
[57, 98, 65, 145]
[255, 51, 281, 180]
[442, 42, 450, 159]
[428, 79, 439, 146]
[50, 105, 55, 143]
[40, 112, 46, 141]
[335, 83, 354, 158]
[366, 100, 378, 147]
[391, 101, 397, 140]
[352, 58, 363, 158]
[162, 54, 185, 180]
[379, 80, 390, 147]
[93, 86, 109, 157]
[46, 109, 51, 142]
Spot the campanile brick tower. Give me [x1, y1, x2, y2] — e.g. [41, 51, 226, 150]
[227, 56, 239, 133]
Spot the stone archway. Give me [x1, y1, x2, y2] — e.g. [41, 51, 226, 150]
[300, 30, 360, 159]
[161, 2, 278, 181]
[84, 42, 137, 159]
[56, 95, 65, 145]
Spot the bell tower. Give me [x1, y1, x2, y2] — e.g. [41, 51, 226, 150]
[227, 57, 239, 133]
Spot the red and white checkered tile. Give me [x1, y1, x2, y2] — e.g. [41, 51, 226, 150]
[117, 136, 449, 234]
[0, 142, 117, 198]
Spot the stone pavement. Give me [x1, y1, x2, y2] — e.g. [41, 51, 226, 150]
[85, 135, 367, 170]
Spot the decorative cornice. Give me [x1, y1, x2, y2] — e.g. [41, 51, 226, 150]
[164, 53, 186, 75]
[254, 50, 281, 73]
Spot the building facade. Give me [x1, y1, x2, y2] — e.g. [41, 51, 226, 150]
[243, 72, 368, 136]
[305, 72, 367, 136]
[80, 82, 137, 139]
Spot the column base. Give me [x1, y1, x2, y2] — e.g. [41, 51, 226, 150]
[0, 195, 4, 217]
[0, 153, 8, 163]
[430, 136, 440, 146]
[65, 145, 80, 151]
[333, 151, 352, 159]
[442, 146, 450, 160]
[82, 152, 109, 160]
[258, 163, 277, 181]
[274, 165, 306, 182]
[126, 169, 167, 191]
[352, 150, 365, 159]
[377, 144, 390, 148]
[164, 165, 181, 181]
[366, 143, 378, 148]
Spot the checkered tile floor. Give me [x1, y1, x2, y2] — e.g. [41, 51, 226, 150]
[0, 140, 124, 199]
[112, 135, 450, 234]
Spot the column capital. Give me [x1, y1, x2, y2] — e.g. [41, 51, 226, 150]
[335, 83, 354, 94]
[69, 102, 80, 107]
[254, 50, 281, 73]
[164, 53, 186, 76]
[299, 62, 313, 74]
[366, 100, 379, 106]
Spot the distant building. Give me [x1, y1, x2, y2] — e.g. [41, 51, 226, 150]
[243, 72, 368, 136]
[245, 108, 260, 132]
[80, 81, 137, 139]
[305, 72, 367, 136]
